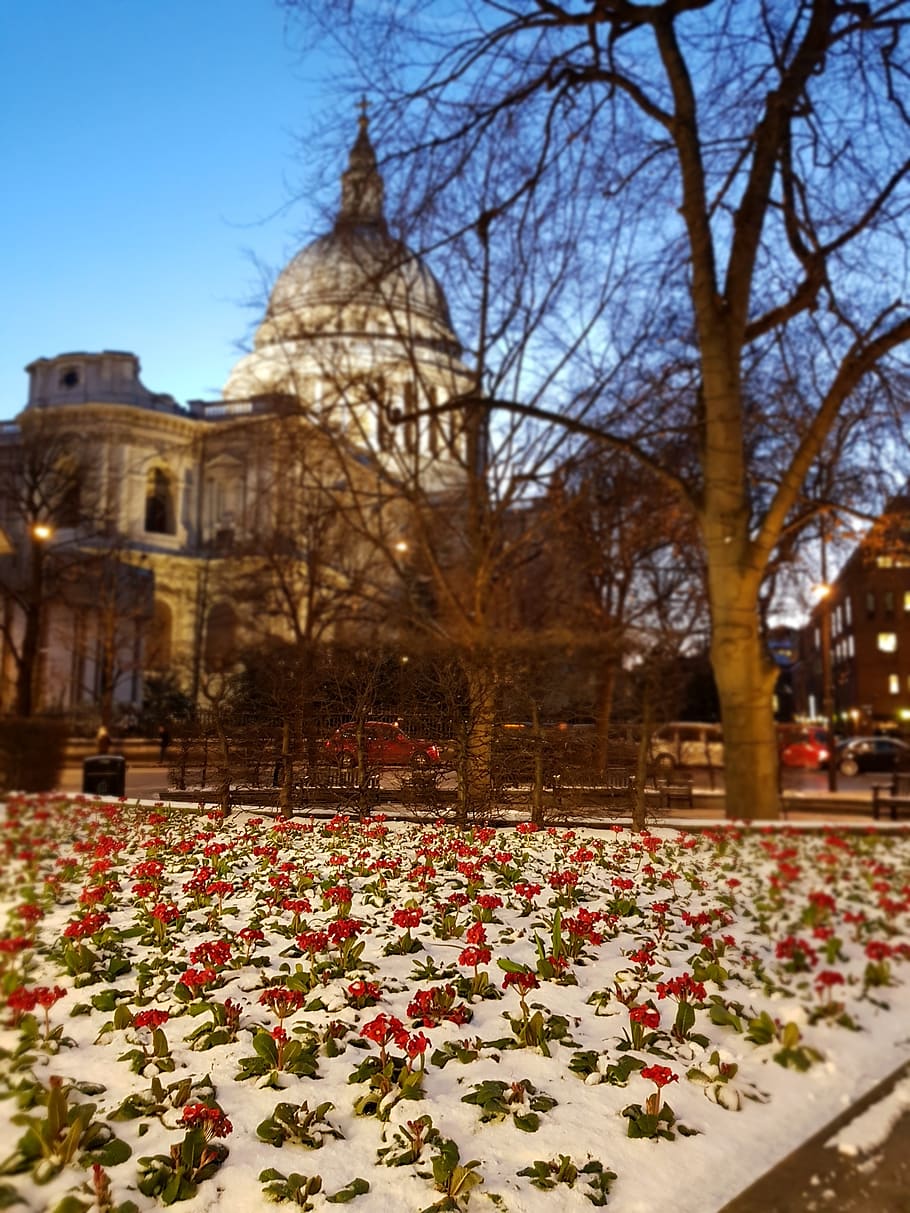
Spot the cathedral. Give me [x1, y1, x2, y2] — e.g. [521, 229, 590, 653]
[0, 115, 473, 719]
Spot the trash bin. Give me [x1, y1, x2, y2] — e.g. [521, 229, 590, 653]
[82, 754, 127, 797]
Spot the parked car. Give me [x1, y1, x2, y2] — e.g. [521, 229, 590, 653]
[323, 722, 441, 768]
[779, 727, 831, 770]
[834, 736, 910, 777]
[650, 722, 724, 771]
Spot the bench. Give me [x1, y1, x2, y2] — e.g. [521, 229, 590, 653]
[296, 765, 381, 812]
[871, 771, 910, 821]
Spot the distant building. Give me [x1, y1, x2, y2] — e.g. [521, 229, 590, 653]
[795, 497, 910, 731]
[0, 115, 471, 718]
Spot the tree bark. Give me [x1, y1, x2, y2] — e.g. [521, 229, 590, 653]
[709, 574, 781, 820]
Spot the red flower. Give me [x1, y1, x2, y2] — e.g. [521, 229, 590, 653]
[458, 945, 492, 968]
[465, 921, 487, 945]
[179, 1104, 233, 1139]
[296, 930, 329, 955]
[133, 1008, 170, 1030]
[189, 939, 232, 967]
[640, 1064, 678, 1089]
[814, 970, 845, 989]
[656, 973, 707, 1002]
[392, 907, 423, 930]
[360, 1013, 407, 1048]
[325, 885, 353, 906]
[406, 1031, 430, 1059]
[866, 940, 894, 962]
[326, 918, 362, 944]
[63, 911, 110, 939]
[629, 1005, 660, 1029]
[259, 986, 307, 1020]
[179, 967, 217, 989]
[502, 970, 539, 995]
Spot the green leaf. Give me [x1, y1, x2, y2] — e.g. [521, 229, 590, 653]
[326, 1177, 370, 1203]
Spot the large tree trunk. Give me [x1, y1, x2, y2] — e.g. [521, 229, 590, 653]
[709, 580, 781, 820]
[458, 660, 498, 825]
[595, 656, 618, 770]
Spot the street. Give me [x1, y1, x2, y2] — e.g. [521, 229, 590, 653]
[53, 759, 887, 806]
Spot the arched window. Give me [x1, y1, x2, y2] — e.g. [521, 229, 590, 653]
[204, 603, 237, 672]
[145, 468, 175, 534]
[146, 599, 173, 670]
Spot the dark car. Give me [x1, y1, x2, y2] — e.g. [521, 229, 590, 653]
[324, 722, 441, 768]
[835, 736, 910, 777]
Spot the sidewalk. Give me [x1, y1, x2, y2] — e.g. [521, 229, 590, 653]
[720, 1059, 910, 1212]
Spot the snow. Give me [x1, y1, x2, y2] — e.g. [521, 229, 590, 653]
[1, 795, 909, 1212]
[826, 1076, 910, 1158]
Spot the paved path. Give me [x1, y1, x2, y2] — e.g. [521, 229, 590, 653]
[720, 1060, 910, 1213]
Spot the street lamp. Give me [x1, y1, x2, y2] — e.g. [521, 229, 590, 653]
[17, 521, 53, 716]
[813, 581, 837, 793]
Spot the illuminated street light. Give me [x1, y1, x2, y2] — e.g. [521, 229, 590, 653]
[812, 581, 837, 793]
[32, 523, 52, 542]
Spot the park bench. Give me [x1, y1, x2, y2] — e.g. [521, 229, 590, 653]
[296, 764, 381, 813]
[871, 771, 910, 821]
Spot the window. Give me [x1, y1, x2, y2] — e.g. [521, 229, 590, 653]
[847, 635, 855, 657]
[834, 605, 842, 635]
[904, 591, 910, 612]
[878, 632, 898, 653]
[813, 627, 821, 650]
[145, 468, 175, 535]
[866, 591, 876, 618]
[845, 596, 852, 625]
[877, 556, 894, 568]
[884, 591, 895, 615]
[889, 673, 900, 695]
[59, 367, 79, 389]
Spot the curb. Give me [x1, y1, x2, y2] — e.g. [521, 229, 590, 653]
[719, 1056, 910, 1212]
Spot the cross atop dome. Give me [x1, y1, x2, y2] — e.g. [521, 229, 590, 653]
[337, 98, 386, 233]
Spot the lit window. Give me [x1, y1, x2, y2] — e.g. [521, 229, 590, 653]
[834, 605, 842, 635]
[847, 635, 855, 657]
[845, 596, 852, 625]
[878, 632, 898, 653]
[889, 674, 900, 695]
[814, 627, 821, 650]
[877, 556, 894, 568]
[904, 591, 910, 612]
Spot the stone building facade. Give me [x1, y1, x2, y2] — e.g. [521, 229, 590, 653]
[0, 116, 472, 719]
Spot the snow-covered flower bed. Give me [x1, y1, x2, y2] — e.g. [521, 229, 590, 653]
[1, 795, 909, 1213]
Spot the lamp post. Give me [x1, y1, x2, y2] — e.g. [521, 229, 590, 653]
[813, 581, 837, 793]
[17, 522, 53, 716]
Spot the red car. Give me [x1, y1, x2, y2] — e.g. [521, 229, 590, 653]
[324, 722, 441, 768]
[779, 728, 830, 770]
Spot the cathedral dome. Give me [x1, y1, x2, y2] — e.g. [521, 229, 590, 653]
[244, 109, 459, 361]
[261, 224, 456, 348]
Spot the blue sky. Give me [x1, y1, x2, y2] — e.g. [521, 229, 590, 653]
[0, 1, 346, 418]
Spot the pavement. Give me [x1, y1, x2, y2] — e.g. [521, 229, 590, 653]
[720, 1059, 910, 1213]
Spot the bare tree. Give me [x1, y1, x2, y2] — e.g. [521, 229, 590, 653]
[550, 448, 707, 760]
[0, 414, 88, 715]
[283, 0, 910, 817]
